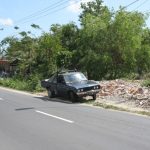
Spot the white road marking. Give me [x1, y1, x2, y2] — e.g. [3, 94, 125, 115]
[35, 110, 74, 124]
[0, 98, 4, 101]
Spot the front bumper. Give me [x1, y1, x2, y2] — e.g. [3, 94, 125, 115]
[77, 89, 100, 97]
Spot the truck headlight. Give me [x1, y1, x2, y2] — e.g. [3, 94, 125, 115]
[80, 89, 83, 92]
[78, 89, 83, 92]
[94, 86, 99, 89]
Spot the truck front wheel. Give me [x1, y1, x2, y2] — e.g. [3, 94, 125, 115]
[92, 94, 97, 100]
[68, 91, 77, 102]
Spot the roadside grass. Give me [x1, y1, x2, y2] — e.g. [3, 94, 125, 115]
[134, 110, 150, 116]
[83, 101, 150, 117]
[141, 79, 150, 87]
[79, 98, 95, 104]
[0, 78, 44, 92]
[93, 102, 127, 111]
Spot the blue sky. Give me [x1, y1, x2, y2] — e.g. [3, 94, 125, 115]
[0, 0, 150, 41]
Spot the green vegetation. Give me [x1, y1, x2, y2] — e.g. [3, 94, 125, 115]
[0, 76, 44, 92]
[142, 79, 150, 87]
[0, 0, 150, 91]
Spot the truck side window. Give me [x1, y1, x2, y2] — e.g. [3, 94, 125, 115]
[52, 76, 57, 83]
[57, 75, 65, 84]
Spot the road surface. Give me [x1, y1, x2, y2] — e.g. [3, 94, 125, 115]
[0, 87, 150, 150]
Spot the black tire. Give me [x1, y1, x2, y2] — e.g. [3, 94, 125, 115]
[47, 88, 55, 98]
[68, 91, 77, 102]
[92, 94, 97, 100]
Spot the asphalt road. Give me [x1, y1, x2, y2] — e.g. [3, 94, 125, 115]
[0, 87, 150, 150]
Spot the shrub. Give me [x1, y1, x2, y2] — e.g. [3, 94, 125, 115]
[124, 73, 140, 80]
[0, 76, 44, 92]
[141, 79, 150, 87]
[143, 72, 150, 80]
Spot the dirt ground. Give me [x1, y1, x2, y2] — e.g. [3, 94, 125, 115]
[96, 80, 150, 112]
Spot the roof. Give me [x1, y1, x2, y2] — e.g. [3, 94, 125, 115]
[0, 60, 9, 65]
[58, 69, 77, 74]
[59, 72, 81, 76]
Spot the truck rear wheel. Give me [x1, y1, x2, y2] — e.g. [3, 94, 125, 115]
[47, 88, 55, 98]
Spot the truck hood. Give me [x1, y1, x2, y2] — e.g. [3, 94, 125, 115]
[67, 80, 99, 89]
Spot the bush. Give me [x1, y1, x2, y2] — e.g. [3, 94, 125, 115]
[0, 78, 27, 90]
[143, 72, 150, 80]
[141, 79, 150, 87]
[0, 76, 44, 92]
[124, 73, 140, 80]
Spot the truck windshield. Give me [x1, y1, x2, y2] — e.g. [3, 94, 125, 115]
[64, 73, 87, 83]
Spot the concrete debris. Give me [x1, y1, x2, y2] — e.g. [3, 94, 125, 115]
[97, 80, 150, 109]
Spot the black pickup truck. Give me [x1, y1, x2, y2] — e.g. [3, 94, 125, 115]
[41, 70, 101, 102]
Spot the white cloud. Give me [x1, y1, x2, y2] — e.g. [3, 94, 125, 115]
[67, 0, 93, 13]
[0, 18, 13, 26]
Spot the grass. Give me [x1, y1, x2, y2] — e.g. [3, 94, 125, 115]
[93, 102, 127, 111]
[84, 101, 150, 117]
[0, 77, 44, 92]
[133, 110, 150, 116]
[141, 79, 150, 87]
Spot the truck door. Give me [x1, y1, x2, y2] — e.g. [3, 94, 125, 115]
[57, 75, 67, 96]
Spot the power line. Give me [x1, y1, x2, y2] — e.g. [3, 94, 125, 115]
[19, 0, 81, 24]
[15, 0, 71, 24]
[0, 0, 72, 29]
[1, 0, 140, 29]
[0, 0, 145, 40]
[142, 1, 150, 13]
[16, 0, 142, 25]
[133, 0, 149, 10]
[1, 0, 82, 39]
[123, 0, 140, 9]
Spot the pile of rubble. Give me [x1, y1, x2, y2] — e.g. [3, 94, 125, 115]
[97, 80, 150, 109]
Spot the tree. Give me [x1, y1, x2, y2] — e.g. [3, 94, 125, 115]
[135, 28, 150, 74]
[1, 36, 19, 59]
[80, 0, 111, 20]
[108, 9, 146, 77]
[77, 0, 147, 79]
[77, 0, 112, 79]
[36, 30, 64, 77]
[50, 23, 79, 69]
[0, 1, 149, 81]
